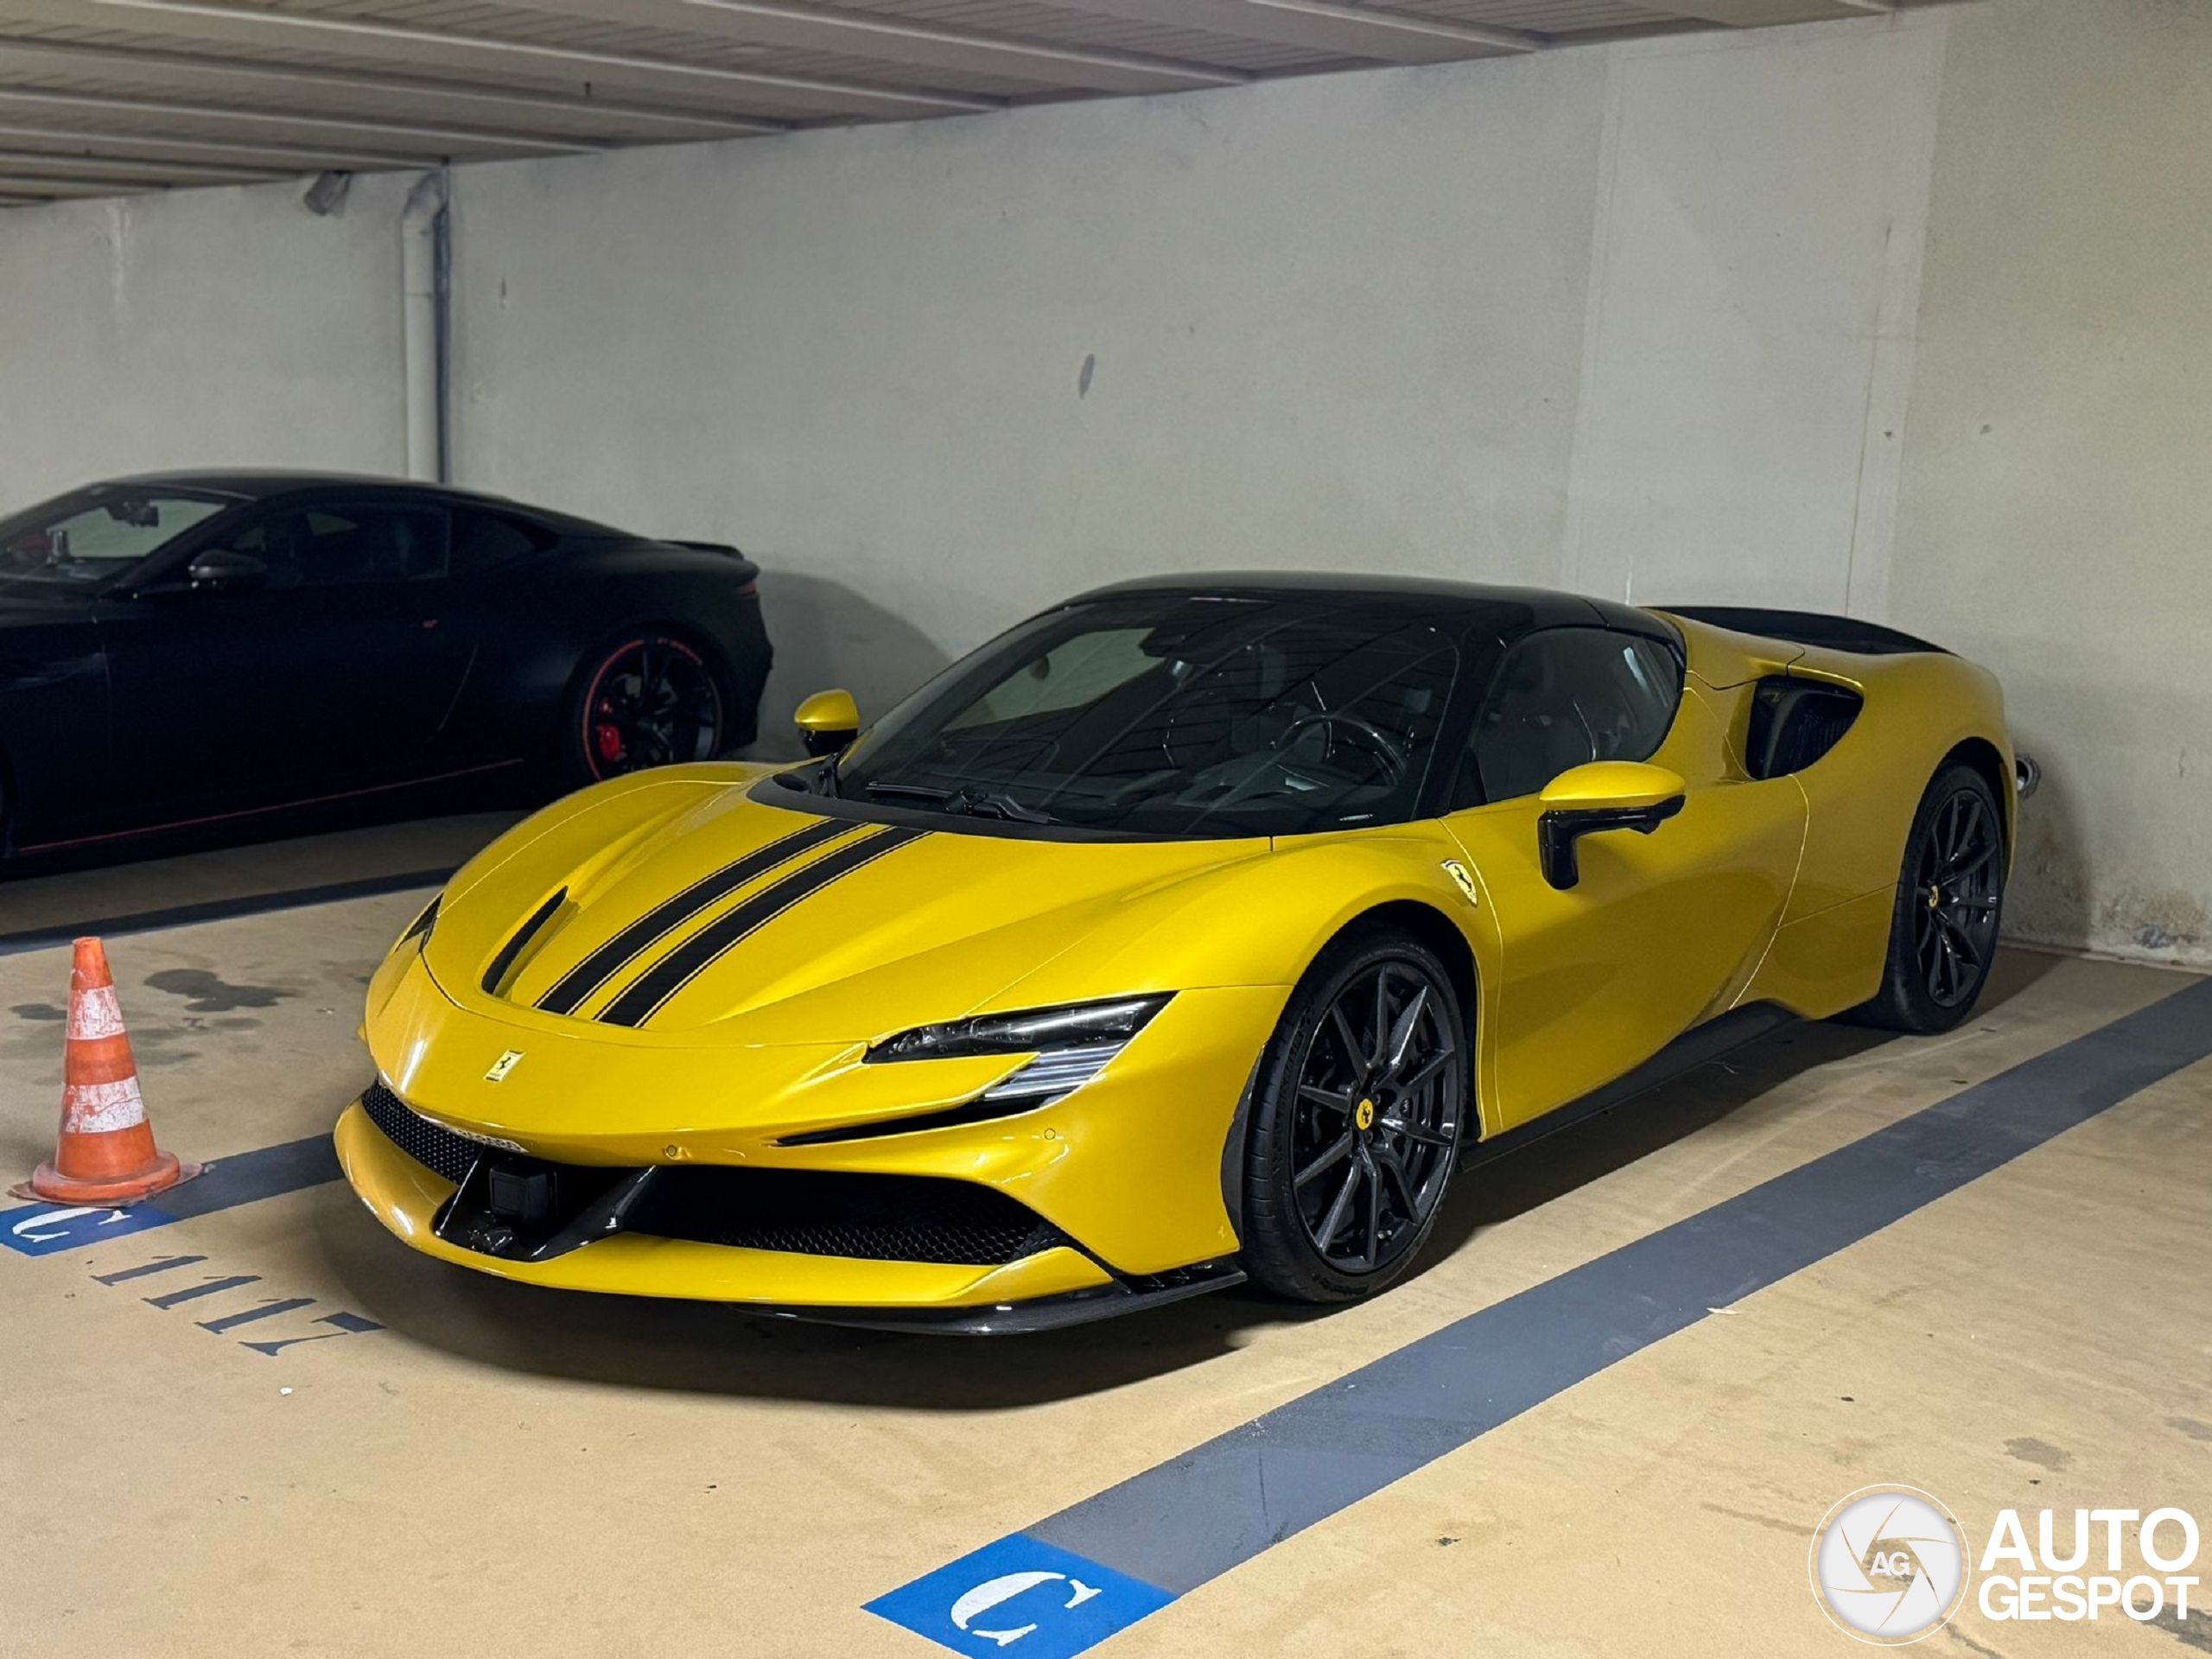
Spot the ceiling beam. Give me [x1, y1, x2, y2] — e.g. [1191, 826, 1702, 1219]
[0, 38, 786, 137]
[0, 0, 1001, 119]
[1045, 0, 1541, 64]
[0, 85, 613, 156]
[1649, 0, 1887, 22]
[0, 172, 153, 196]
[0, 116, 428, 169]
[0, 143, 277, 181]
[509, 0, 1245, 93]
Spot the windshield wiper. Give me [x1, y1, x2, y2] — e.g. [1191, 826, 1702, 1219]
[864, 780, 1058, 824]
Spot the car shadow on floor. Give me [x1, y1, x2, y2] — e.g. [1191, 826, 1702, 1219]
[312, 948, 2062, 1411]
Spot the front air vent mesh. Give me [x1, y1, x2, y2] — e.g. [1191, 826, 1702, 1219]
[360, 1080, 480, 1185]
[626, 1167, 1068, 1267]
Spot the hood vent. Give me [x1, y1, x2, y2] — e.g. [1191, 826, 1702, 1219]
[482, 887, 569, 997]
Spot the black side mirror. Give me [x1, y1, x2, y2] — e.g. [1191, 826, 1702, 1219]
[1534, 762, 1688, 890]
[184, 549, 270, 593]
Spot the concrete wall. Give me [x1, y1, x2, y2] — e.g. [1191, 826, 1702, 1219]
[1886, 0, 2212, 961]
[0, 0, 2206, 967]
[0, 174, 412, 500]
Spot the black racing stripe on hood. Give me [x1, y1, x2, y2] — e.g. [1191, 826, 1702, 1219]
[536, 817, 848, 1015]
[596, 826, 929, 1029]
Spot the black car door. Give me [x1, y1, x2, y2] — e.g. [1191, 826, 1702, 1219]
[94, 496, 476, 818]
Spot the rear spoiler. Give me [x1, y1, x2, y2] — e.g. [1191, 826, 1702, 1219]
[1660, 606, 1946, 658]
[668, 539, 745, 559]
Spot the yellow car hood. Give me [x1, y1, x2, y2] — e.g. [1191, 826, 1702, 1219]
[420, 769, 1274, 1048]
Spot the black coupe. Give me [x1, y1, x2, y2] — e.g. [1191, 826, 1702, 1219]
[0, 473, 772, 860]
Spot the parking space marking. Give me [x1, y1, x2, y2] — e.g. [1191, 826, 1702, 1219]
[0, 866, 453, 958]
[871, 975, 2212, 1657]
[1, 1132, 342, 1256]
[86, 1249, 385, 1356]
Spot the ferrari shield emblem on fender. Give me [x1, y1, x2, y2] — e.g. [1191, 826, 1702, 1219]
[484, 1050, 524, 1084]
[1441, 861, 1480, 907]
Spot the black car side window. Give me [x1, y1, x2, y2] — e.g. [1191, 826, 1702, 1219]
[230, 505, 448, 588]
[450, 511, 551, 575]
[1457, 627, 1683, 806]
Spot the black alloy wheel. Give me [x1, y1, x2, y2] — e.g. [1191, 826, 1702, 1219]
[575, 635, 726, 782]
[1912, 784, 2003, 1007]
[1854, 761, 2008, 1033]
[1243, 929, 1467, 1301]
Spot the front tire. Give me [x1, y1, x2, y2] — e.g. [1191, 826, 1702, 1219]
[1853, 762, 2007, 1033]
[1241, 927, 1469, 1303]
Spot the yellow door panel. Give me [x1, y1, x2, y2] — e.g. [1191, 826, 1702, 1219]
[1447, 688, 1804, 1129]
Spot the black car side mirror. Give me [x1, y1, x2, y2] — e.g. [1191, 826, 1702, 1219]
[184, 549, 270, 593]
[1535, 761, 1688, 890]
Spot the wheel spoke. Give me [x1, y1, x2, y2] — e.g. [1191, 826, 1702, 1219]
[1298, 1083, 1356, 1114]
[1361, 1151, 1382, 1266]
[1316, 1161, 1361, 1249]
[1295, 1132, 1355, 1190]
[1938, 914, 1983, 970]
[1378, 1114, 1452, 1148]
[1944, 840, 1996, 882]
[1384, 983, 1429, 1072]
[1373, 1142, 1420, 1213]
[1370, 969, 1392, 1069]
[1394, 1047, 1449, 1098]
[1328, 1003, 1365, 1074]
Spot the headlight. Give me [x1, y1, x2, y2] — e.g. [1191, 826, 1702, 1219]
[397, 895, 441, 952]
[868, 995, 1171, 1103]
[868, 995, 1170, 1062]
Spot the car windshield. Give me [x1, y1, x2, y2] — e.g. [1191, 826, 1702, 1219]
[831, 595, 1459, 838]
[0, 485, 232, 584]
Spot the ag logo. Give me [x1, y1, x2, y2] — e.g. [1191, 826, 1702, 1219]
[484, 1049, 524, 1084]
[950, 1571, 1100, 1647]
[1810, 1485, 1970, 1644]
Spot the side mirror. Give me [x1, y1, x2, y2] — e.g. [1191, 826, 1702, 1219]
[1535, 760, 1686, 890]
[794, 688, 860, 758]
[183, 549, 270, 593]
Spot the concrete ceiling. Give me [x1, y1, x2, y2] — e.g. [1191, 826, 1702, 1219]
[0, 0, 1920, 207]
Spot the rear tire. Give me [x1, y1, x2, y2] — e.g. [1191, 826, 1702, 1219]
[1241, 926, 1469, 1303]
[561, 632, 728, 789]
[1852, 762, 2007, 1033]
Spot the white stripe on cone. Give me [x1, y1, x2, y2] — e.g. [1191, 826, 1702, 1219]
[64, 1077, 146, 1135]
[68, 984, 125, 1042]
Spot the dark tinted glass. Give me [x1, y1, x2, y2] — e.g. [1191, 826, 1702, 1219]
[226, 505, 447, 587]
[1463, 627, 1681, 804]
[835, 597, 1459, 837]
[0, 486, 231, 584]
[451, 511, 549, 574]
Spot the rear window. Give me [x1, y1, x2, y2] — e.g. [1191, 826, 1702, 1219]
[451, 511, 552, 575]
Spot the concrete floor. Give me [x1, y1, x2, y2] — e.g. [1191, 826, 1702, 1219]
[2, 817, 2208, 1658]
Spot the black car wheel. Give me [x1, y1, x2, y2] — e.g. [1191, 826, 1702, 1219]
[1853, 762, 2007, 1033]
[1242, 926, 1468, 1302]
[568, 633, 727, 784]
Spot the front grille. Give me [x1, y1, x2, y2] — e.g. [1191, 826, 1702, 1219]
[362, 1079, 1071, 1268]
[360, 1079, 480, 1185]
[626, 1167, 1069, 1267]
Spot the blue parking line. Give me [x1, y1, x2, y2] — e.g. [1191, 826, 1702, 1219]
[0, 868, 454, 958]
[0, 1134, 343, 1256]
[868, 976, 2212, 1656]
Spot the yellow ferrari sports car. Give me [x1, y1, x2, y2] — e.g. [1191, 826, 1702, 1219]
[337, 575, 2021, 1331]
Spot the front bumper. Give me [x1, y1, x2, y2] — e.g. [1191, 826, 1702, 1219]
[338, 1097, 1142, 1320]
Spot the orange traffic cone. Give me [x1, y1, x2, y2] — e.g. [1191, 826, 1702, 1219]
[12, 938, 200, 1205]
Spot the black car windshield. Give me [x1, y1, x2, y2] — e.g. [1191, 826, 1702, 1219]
[832, 595, 1459, 837]
[0, 485, 232, 585]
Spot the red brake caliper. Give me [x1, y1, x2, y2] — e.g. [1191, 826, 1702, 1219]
[594, 715, 625, 766]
